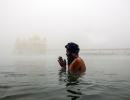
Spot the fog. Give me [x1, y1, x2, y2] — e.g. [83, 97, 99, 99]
[0, 0, 130, 54]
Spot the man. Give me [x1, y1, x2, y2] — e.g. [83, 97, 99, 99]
[58, 42, 86, 74]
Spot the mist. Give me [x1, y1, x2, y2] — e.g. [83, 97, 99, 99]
[0, 0, 130, 55]
[0, 1, 130, 99]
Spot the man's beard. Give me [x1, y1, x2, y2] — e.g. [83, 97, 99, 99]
[67, 56, 75, 65]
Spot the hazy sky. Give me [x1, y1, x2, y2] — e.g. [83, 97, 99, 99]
[0, 0, 130, 50]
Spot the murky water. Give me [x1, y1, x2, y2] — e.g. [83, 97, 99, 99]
[0, 51, 130, 100]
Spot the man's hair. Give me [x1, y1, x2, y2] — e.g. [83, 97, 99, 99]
[65, 42, 80, 54]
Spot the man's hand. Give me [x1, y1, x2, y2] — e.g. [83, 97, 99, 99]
[58, 56, 66, 68]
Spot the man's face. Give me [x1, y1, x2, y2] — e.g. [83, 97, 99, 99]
[66, 49, 73, 65]
[66, 49, 74, 59]
[66, 49, 71, 58]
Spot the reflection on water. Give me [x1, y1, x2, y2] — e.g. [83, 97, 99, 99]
[58, 69, 84, 100]
[0, 53, 130, 100]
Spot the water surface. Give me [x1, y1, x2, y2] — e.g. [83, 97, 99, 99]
[0, 51, 130, 100]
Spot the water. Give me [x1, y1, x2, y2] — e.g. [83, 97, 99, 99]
[0, 51, 130, 100]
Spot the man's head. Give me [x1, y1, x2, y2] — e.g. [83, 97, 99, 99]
[65, 42, 80, 54]
[65, 42, 80, 64]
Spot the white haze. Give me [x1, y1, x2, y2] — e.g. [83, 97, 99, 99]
[0, 0, 130, 54]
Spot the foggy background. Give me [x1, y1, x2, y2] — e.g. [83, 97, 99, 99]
[0, 0, 130, 54]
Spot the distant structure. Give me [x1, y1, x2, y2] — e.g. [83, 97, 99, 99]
[81, 49, 130, 55]
[15, 34, 47, 54]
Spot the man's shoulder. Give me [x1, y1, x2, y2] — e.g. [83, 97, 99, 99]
[76, 57, 82, 61]
[74, 57, 82, 63]
[75, 57, 86, 65]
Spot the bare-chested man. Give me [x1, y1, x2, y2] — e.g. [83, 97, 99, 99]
[58, 42, 86, 74]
